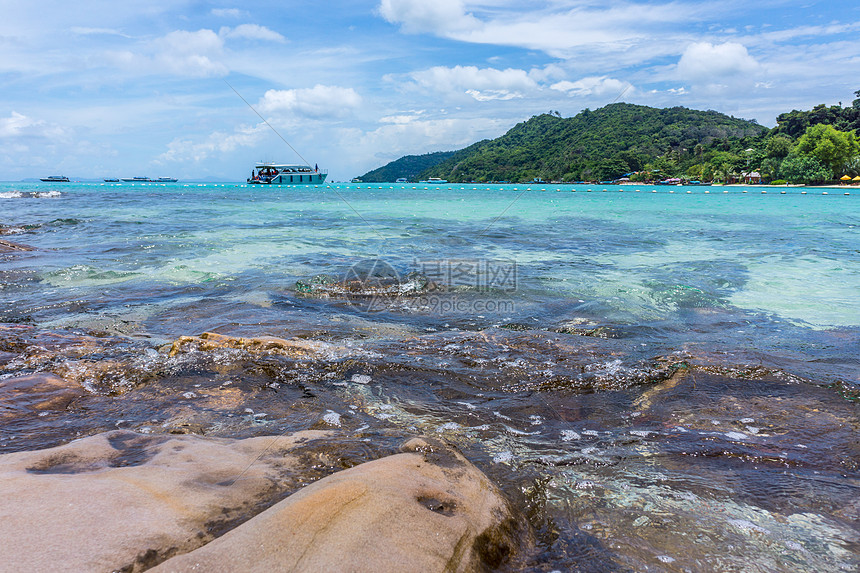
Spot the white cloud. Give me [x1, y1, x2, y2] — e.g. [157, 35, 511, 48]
[0, 111, 70, 140]
[378, 0, 481, 34]
[70, 27, 129, 38]
[220, 24, 286, 43]
[158, 124, 268, 163]
[676, 42, 760, 82]
[152, 29, 227, 77]
[380, 114, 423, 124]
[211, 8, 246, 19]
[0, 111, 36, 138]
[409, 65, 537, 101]
[257, 85, 362, 119]
[380, 1, 701, 63]
[550, 76, 632, 98]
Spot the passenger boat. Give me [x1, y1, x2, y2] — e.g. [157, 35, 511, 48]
[40, 175, 70, 182]
[121, 177, 151, 183]
[418, 177, 447, 184]
[154, 177, 178, 183]
[103, 178, 120, 183]
[247, 163, 327, 185]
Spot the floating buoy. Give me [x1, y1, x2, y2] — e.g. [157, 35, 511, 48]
[823, 191, 829, 195]
[801, 191, 807, 194]
[781, 191, 786, 194]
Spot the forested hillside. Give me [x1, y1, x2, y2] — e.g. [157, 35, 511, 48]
[418, 104, 766, 182]
[358, 151, 456, 182]
[359, 95, 860, 184]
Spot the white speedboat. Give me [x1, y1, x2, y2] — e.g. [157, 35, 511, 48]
[40, 175, 70, 182]
[154, 177, 178, 183]
[247, 163, 327, 185]
[419, 177, 447, 184]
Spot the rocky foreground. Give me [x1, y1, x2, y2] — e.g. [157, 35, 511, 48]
[1, 324, 859, 572]
[0, 430, 525, 572]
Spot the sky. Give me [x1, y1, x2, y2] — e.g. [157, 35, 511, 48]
[1, 0, 859, 181]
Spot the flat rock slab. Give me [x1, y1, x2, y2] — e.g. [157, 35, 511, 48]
[152, 437, 522, 573]
[1, 433, 522, 573]
[0, 429, 331, 573]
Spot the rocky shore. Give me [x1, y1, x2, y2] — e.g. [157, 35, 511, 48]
[1, 323, 858, 571]
[1, 431, 524, 573]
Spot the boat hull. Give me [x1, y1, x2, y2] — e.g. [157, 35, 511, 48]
[248, 172, 327, 185]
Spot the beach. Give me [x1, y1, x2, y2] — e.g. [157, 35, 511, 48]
[1, 181, 858, 571]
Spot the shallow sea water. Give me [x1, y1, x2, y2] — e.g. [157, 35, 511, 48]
[1, 181, 859, 571]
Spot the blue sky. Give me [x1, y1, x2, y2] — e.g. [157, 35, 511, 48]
[1, 1, 859, 181]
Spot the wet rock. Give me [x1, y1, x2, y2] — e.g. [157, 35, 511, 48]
[0, 373, 86, 417]
[151, 437, 526, 573]
[167, 331, 340, 359]
[0, 429, 332, 573]
[295, 267, 433, 300]
[0, 238, 34, 252]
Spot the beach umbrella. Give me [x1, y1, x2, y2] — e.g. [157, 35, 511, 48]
[854, 176, 860, 182]
[840, 175, 852, 181]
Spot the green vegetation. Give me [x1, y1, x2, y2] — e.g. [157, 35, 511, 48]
[358, 151, 457, 182]
[414, 104, 766, 183]
[360, 93, 860, 185]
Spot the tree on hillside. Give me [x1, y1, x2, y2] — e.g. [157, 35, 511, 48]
[765, 134, 791, 158]
[795, 124, 860, 176]
[760, 157, 782, 181]
[779, 156, 832, 184]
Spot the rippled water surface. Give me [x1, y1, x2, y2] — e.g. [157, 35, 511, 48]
[2, 181, 859, 571]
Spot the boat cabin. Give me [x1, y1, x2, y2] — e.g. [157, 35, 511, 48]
[248, 163, 327, 185]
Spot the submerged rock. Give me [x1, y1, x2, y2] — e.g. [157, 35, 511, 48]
[152, 436, 525, 573]
[0, 373, 86, 417]
[0, 238, 34, 252]
[167, 331, 341, 359]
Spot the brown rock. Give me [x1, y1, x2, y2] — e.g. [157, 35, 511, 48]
[0, 372, 86, 417]
[167, 331, 340, 359]
[0, 429, 331, 573]
[151, 437, 524, 573]
[0, 238, 34, 251]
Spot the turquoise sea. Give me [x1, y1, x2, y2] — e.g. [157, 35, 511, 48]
[2, 181, 859, 571]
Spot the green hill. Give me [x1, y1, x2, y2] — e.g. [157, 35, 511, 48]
[411, 103, 767, 183]
[358, 151, 457, 182]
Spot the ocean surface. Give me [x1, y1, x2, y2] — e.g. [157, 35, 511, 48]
[2, 180, 859, 571]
